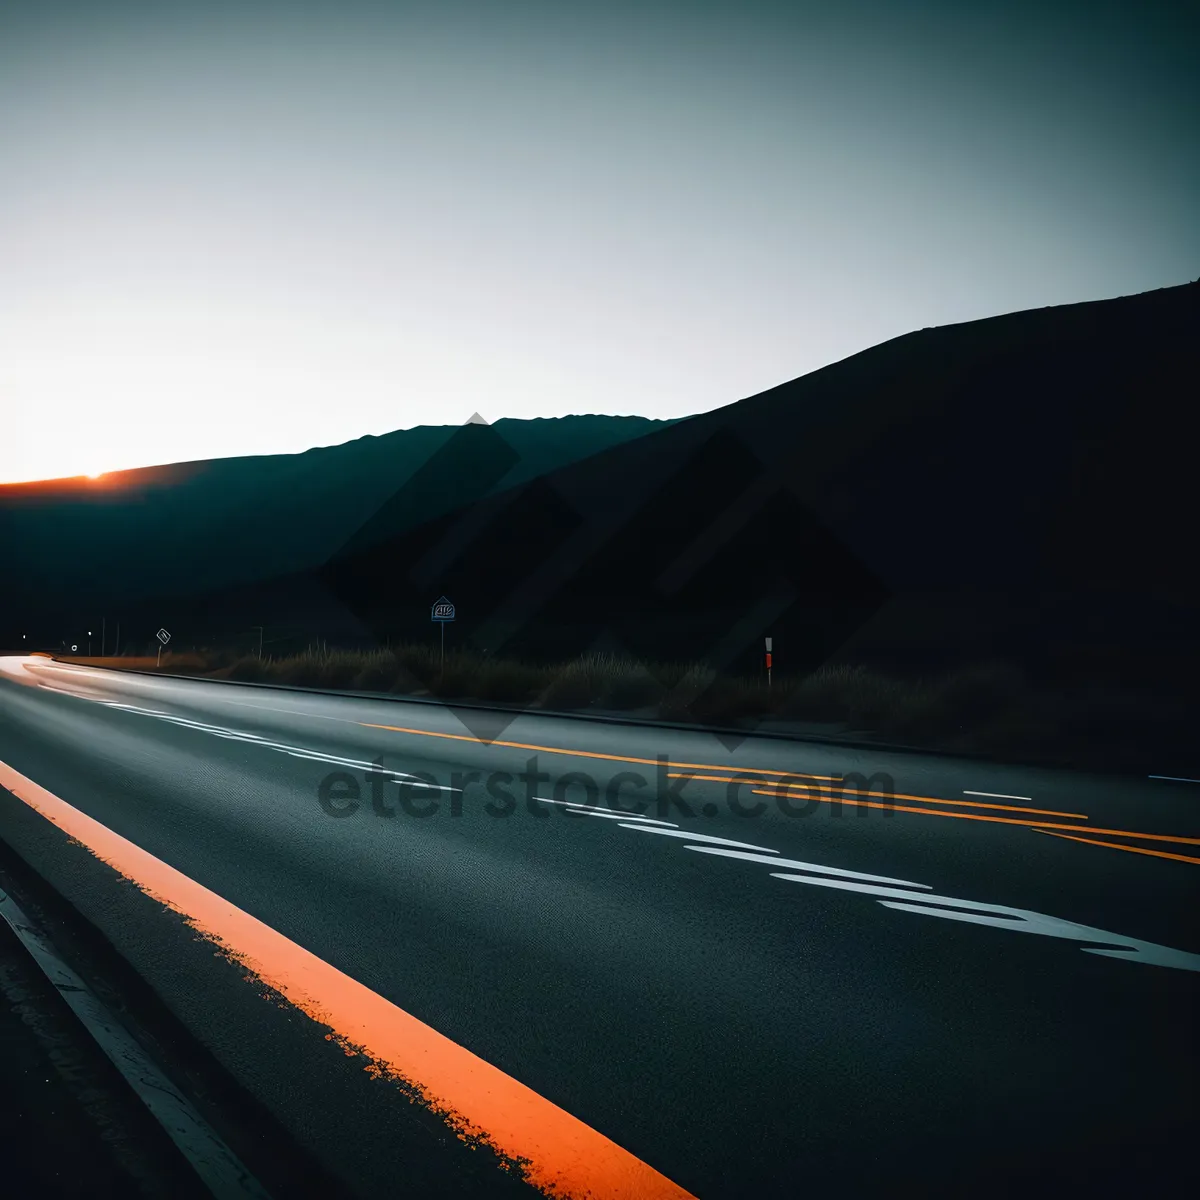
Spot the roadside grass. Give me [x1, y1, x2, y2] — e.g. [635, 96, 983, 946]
[63, 653, 209, 672]
[68, 643, 1191, 771]
[61, 647, 1035, 734]
[85, 645, 964, 735]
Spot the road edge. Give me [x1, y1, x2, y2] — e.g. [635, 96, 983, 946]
[0, 880, 268, 1199]
[49, 659, 1141, 780]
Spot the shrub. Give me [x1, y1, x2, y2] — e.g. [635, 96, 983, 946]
[657, 663, 718, 722]
[157, 652, 208, 673]
[539, 655, 614, 710]
[425, 652, 477, 699]
[226, 654, 271, 682]
[472, 658, 547, 703]
[392, 643, 443, 691]
[882, 662, 1026, 740]
[699, 676, 779, 723]
[350, 650, 400, 691]
[783, 664, 901, 726]
[597, 661, 666, 710]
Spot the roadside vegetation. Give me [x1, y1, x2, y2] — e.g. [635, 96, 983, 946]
[58, 644, 1190, 772]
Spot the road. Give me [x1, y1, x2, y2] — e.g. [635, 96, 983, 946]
[1, 655, 1197, 1197]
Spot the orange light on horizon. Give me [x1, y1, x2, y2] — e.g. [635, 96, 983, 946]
[0, 470, 109, 490]
[0, 462, 199, 494]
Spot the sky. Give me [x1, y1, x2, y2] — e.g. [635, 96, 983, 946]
[1, 0, 1197, 483]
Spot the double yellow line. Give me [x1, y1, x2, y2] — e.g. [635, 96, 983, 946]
[362, 722, 1200, 864]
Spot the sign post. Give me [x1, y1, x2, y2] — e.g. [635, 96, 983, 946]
[765, 636, 773, 688]
[430, 597, 456, 672]
[156, 627, 171, 668]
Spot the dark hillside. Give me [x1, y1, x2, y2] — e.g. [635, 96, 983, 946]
[7, 281, 1198, 768]
[0, 414, 669, 629]
[306, 280, 1200, 684]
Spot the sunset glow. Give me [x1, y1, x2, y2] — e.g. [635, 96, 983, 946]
[2, 2, 1196, 484]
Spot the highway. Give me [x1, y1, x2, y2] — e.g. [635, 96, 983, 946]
[1, 655, 1197, 1197]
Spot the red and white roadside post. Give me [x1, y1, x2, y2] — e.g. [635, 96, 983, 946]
[765, 636, 773, 688]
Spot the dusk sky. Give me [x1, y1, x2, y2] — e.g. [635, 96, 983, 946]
[2, 0, 1196, 483]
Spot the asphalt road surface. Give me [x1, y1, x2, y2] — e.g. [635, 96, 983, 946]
[1, 655, 1197, 1198]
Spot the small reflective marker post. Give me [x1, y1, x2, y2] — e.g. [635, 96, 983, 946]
[765, 636, 773, 688]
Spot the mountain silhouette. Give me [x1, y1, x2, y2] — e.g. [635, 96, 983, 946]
[4, 280, 1197, 705]
[0, 414, 670, 629]
[312, 278, 1200, 685]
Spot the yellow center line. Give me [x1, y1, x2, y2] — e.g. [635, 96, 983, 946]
[751, 789, 1200, 846]
[364, 720, 1195, 847]
[361, 722, 842, 777]
[672, 774, 1083, 819]
[1033, 830, 1200, 866]
[665, 770, 858, 784]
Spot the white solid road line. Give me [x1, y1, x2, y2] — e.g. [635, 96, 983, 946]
[93, 698, 464, 792]
[567, 808, 679, 827]
[685, 846, 930, 889]
[964, 790, 1032, 801]
[617, 825, 780, 853]
[283, 751, 453, 789]
[771, 873, 1200, 973]
[1148, 775, 1200, 784]
[534, 796, 676, 825]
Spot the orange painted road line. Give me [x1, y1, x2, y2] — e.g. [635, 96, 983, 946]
[361, 722, 1087, 820]
[671, 772, 837, 785]
[0, 759, 695, 1200]
[362, 720, 1200, 848]
[749, 788, 1200, 846]
[364, 722, 1102, 820]
[673, 775, 1083, 819]
[361, 723, 839, 779]
[361, 723, 1085, 820]
[1035, 830, 1200, 866]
